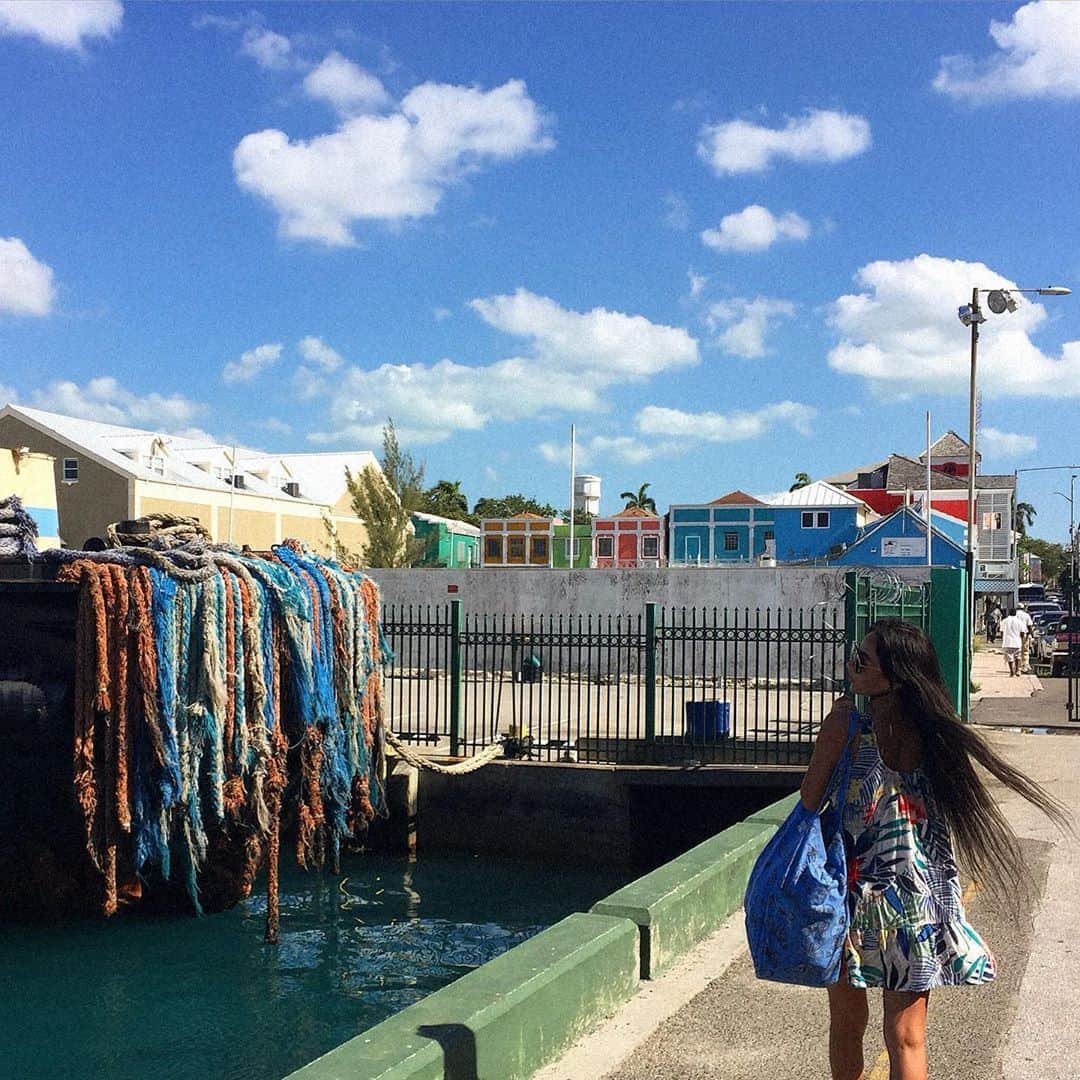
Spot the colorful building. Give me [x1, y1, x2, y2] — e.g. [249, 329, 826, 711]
[832, 505, 966, 567]
[765, 481, 876, 563]
[668, 491, 775, 565]
[591, 506, 665, 567]
[552, 521, 593, 568]
[411, 511, 481, 568]
[480, 512, 556, 568]
[0, 446, 60, 550]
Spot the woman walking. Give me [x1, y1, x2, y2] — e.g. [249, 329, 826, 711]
[800, 618, 1069, 1080]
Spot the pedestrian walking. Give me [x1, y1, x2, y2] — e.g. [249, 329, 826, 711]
[999, 609, 1025, 677]
[1016, 604, 1034, 674]
[986, 601, 1002, 643]
[800, 618, 1070, 1080]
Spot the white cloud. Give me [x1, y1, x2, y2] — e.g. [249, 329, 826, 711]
[687, 270, 708, 299]
[0, 383, 17, 405]
[698, 109, 871, 176]
[0, 237, 56, 316]
[298, 335, 344, 371]
[978, 427, 1037, 457]
[705, 296, 796, 358]
[0, 0, 121, 51]
[303, 51, 391, 115]
[539, 434, 664, 467]
[934, 1, 1080, 103]
[253, 417, 293, 436]
[222, 342, 283, 385]
[240, 26, 294, 70]
[663, 192, 691, 231]
[293, 367, 327, 400]
[234, 78, 554, 246]
[31, 377, 205, 430]
[637, 400, 816, 441]
[827, 253, 1080, 398]
[433, 306, 453, 321]
[701, 205, 810, 253]
[307, 290, 699, 445]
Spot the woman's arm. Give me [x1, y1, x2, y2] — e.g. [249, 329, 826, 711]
[800, 695, 855, 811]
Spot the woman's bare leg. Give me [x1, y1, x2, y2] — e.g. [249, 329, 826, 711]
[882, 989, 930, 1080]
[828, 980, 869, 1080]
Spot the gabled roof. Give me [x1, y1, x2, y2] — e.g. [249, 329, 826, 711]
[879, 453, 968, 492]
[767, 481, 870, 508]
[612, 505, 660, 518]
[709, 490, 765, 506]
[411, 510, 481, 537]
[920, 430, 977, 461]
[847, 505, 966, 554]
[243, 450, 378, 505]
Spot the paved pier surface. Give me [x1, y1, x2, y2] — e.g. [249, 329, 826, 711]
[537, 649, 1080, 1079]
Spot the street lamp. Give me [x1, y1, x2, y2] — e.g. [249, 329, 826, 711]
[959, 285, 1071, 635]
[1055, 473, 1077, 615]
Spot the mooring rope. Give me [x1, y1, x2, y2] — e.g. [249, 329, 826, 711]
[383, 730, 507, 774]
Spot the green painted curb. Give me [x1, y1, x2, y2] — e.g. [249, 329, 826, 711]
[283, 912, 639, 1080]
[745, 790, 801, 826]
[590, 819, 774, 979]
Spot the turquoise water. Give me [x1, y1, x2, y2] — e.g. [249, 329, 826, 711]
[1, 853, 626, 1080]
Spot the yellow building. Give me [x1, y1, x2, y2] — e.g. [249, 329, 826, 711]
[481, 512, 557, 567]
[0, 445, 61, 550]
[0, 404, 376, 554]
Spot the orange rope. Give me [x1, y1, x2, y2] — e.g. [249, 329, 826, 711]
[221, 568, 236, 775]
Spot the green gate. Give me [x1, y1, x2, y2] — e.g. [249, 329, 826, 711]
[844, 568, 969, 719]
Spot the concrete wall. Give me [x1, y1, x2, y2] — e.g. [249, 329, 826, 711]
[0, 448, 60, 547]
[367, 565, 934, 617]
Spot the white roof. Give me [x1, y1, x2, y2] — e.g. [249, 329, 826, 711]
[412, 510, 481, 537]
[0, 403, 374, 506]
[766, 480, 870, 508]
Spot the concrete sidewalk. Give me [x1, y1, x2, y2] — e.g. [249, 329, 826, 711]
[537, 684, 1080, 1080]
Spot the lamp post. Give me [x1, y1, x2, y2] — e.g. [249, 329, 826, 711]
[1055, 474, 1077, 614]
[959, 286, 1070, 638]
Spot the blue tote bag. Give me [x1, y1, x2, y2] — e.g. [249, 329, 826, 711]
[744, 710, 859, 986]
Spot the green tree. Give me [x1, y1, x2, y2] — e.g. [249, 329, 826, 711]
[380, 418, 425, 512]
[1018, 535, 1068, 584]
[1014, 500, 1037, 536]
[344, 465, 426, 567]
[619, 482, 657, 512]
[789, 472, 812, 492]
[472, 493, 561, 519]
[421, 479, 474, 523]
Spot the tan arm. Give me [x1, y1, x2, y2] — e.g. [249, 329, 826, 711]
[800, 696, 855, 811]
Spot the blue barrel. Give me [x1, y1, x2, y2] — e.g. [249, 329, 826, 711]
[685, 700, 730, 740]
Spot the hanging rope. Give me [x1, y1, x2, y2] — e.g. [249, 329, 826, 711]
[383, 730, 508, 775]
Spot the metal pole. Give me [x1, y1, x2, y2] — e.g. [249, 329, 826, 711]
[926, 410, 932, 567]
[449, 598, 463, 756]
[568, 423, 576, 570]
[965, 287, 979, 653]
[644, 602, 657, 741]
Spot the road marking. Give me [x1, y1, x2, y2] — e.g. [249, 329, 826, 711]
[865, 880, 980, 1080]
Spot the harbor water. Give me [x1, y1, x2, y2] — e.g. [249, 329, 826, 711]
[2, 852, 627, 1080]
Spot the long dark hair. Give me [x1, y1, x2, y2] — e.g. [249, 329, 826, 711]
[869, 617, 1071, 896]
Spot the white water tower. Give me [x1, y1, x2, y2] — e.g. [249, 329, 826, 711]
[574, 474, 601, 517]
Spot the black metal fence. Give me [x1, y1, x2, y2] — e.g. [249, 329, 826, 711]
[380, 600, 847, 765]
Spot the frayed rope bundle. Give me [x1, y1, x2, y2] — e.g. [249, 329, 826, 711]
[0, 494, 40, 559]
[55, 539, 390, 942]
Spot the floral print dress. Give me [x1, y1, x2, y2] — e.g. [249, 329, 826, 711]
[840, 713, 996, 991]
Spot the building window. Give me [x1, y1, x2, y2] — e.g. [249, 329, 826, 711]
[642, 535, 659, 559]
[596, 535, 614, 558]
[801, 511, 830, 528]
[147, 454, 166, 477]
[62, 458, 79, 483]
[508, 536, 525, 560]
[981, 511, 1002, 531]
[724, 532, 739, 551]
[564, 538, 580, 560]
[531, 536, 548, 560]
[485, 537, 502, 561]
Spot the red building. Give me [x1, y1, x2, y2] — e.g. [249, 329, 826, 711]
[592, 506, 665, 567]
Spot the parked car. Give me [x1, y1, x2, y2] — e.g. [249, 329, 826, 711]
[1050, 615, 1080, 678]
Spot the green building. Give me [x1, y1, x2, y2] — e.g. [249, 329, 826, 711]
[551, 521, 593, 569]
[411, 511, 481, 568]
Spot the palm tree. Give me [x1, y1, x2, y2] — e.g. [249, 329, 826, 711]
[789, 472, 811, 492]
[619, 482, 657, 513]
[1014, 500, 1037, 536]
[423, 479, 471, 521]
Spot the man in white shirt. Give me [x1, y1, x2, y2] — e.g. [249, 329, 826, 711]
[1016, 604, 1034, 673]
[999, 609, 1026, 677]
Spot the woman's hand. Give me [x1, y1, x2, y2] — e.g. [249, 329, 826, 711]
[800, 695, 855, 811]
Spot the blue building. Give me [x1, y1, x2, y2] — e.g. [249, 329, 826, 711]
[832, 505, 966, 567]
[668, 491, 776, 565]
[765, 482, 876, 563]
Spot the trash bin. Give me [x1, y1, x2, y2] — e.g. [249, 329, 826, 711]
[521, 653, 542, 684]
[685, 700, 730, 740]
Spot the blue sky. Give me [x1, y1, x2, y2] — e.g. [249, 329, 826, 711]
[2, 1, 1080, 542]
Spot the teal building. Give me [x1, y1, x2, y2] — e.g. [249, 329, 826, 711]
[411, 511, 481, 568]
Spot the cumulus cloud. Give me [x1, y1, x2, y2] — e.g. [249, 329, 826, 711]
[222, 342, 283, 384]
[538, 434, 667, 467]
[298, 335, 344, 371]
[827, 253, 1080, 398]
[303, 51, 391, 114]
[0, 237, 56, 316]
[698, 109, 871, 175]
[31, 377, 205, 430]
[0, 0, 121, 51]
[979, 427, 1038, 457]
[637, 400, 816, 441]
[234, 78, 554, 246]
[705, 296, 796, 358]
[934, 1, 1080, 103]
[240, 26, 294, 70]
[687, 270, 708, 299]
[307, 290, 699, 444]
[701, 205, 810, 253]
